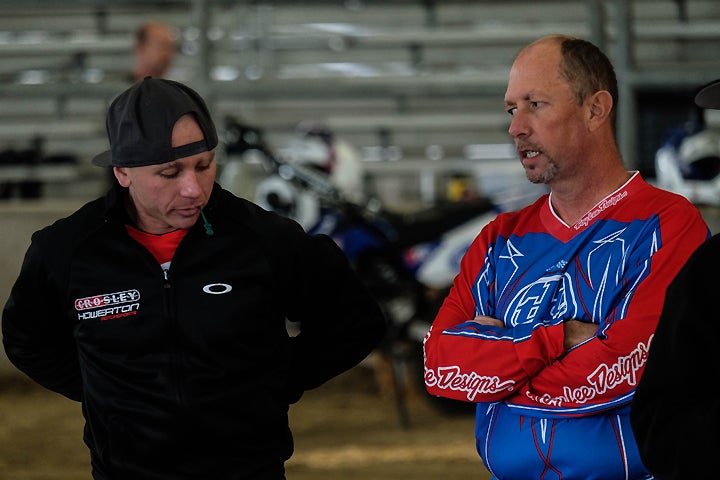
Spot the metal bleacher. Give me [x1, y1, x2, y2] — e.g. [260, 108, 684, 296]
[1, 0, 720, 207]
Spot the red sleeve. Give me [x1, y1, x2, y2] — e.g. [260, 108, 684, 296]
[423, 211, 566, 403]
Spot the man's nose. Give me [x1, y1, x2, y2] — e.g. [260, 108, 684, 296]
[508, 111, 528, 138]
[180, 172, 202, 197]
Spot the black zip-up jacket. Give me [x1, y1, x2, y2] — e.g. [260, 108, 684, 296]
[2, 182, 387, 479]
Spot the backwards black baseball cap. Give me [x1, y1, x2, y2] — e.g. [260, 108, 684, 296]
[695, 78, 720, 110]
[92, 76, 218, 167]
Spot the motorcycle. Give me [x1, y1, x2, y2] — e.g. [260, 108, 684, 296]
[219, 118, 504, 425]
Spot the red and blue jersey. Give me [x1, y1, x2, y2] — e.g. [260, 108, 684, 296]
[424, 173, 709, 478]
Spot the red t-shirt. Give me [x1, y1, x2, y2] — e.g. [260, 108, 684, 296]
[125, 225, 188, 268]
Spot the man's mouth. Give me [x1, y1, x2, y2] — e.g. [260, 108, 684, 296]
[177, 206, 201, 216]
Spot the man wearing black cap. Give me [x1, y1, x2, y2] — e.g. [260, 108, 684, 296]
[630, 79, 720, 480]
[1, 77, 387, 479]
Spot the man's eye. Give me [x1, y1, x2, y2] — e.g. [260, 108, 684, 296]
[506, 107, 516, 116]
[159, 171, 179, 178]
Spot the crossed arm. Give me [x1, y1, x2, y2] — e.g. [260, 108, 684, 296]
[472, 315, 597, 350]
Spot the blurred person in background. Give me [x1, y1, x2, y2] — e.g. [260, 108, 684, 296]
[630, 78, 720, 480]
[2, 77, 387, 480]
[131, 20, 177, 82]
[423, 34, 709, 479]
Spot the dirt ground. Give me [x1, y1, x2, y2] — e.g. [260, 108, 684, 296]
[0, 358, 492, 480]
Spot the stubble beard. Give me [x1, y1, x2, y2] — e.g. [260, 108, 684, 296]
[525, 160, 559, 185]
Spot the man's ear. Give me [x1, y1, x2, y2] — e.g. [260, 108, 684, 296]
[113, 167, 131, 188]
[587, 90, 613, 131]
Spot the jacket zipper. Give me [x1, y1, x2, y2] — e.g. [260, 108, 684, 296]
[162, 267, 185, 408]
